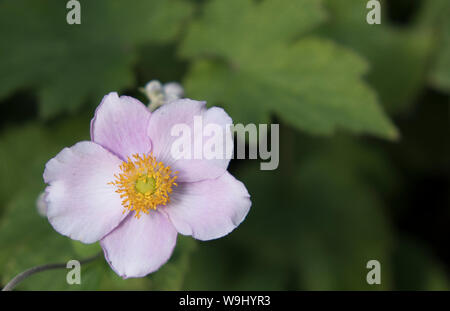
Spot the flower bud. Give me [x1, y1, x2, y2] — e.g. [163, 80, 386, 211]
[163, 82, 184, 103]
[142, 80, 185, 111]
[36, 192, 48, 217]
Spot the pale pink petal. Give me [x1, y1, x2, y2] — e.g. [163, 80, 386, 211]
[163, 172, 251, 241]
[100, 211, 177, 278]
[147, 99, 233, 182]
[91, 92, 152, 160]
[43, 141, 127, 244]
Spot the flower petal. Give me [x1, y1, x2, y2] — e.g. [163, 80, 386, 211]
[91, 92, 152, 160]
[147, 99, 233, 182]
[43, 141, 127, 244]
[163, 172, 251, 241]
[100, 211, 177, 278]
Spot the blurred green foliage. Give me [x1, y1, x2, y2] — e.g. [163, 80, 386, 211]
[0, 0, 193, 118]
[182, 0, 397, 139]
[319, 0, 434, 114]
[425, 1, 450, 92]
[0, 0, 448, 290]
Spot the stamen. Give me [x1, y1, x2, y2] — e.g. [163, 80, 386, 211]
[109, 153, 178, 218]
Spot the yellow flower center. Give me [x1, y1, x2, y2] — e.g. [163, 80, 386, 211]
[109, 153, 178, 218]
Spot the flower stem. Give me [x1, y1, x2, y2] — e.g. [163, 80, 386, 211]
[1, 252, 102, 291]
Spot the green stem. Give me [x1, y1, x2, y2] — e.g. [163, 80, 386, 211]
[1, 252, 102, 291]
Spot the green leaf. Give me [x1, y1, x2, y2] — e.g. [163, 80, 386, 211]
[318, 0, 434, 113]
[181, 0, 397, 140]
[181, 0, 325, 60]
[418, 0, 450, 93]
[0, 0, 193, 119]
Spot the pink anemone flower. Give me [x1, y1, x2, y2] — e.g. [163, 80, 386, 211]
[43, 92, 251, 278]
